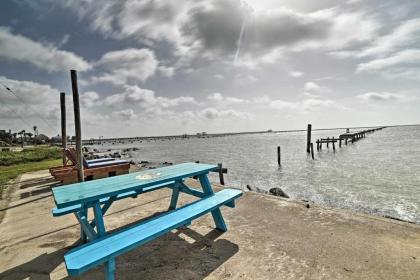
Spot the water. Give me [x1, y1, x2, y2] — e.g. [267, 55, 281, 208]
[92, 126, 420, 224]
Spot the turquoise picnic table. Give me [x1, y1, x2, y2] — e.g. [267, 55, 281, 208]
[51, 162, 242, 280]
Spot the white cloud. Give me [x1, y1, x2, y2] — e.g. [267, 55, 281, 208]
[57, 1, 379, 68]
[199, 108, 253, 120]
[0, 27, 90, 72]
[269, 98, 336, 111]
[304, 81, 331, 94]
[207, 92, 250, 104]
[80, 91, 100, 108]
[104, 85, 198, 109]
[359, 19, 420, 58]
[269, 100, 298, 110]
[357, 92, 401, 101]
[289, 71, 304, 78]
[92, 48, 159, 85]
[112, 109, 137, 120]
[357, 49, 420, 73]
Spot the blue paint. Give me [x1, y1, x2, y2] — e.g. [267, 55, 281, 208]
[198, 174, 227, 231]
[52, 162, 218, 209]
[64, 188, 242, 276]
[52, 182, 174, 216]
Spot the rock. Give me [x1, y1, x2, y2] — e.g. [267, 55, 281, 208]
[306, 204, 310, 208]
[269, 188, 289, 198]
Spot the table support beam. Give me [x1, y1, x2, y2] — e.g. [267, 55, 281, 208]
[198, 174, 227, 232]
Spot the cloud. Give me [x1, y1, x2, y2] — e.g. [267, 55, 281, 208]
[289, 71, 304, 78]
[304, 81, 331, 94]
[269, 100, 298, 110]
[357, 92, 401, 101]
[56, 1, 379, 68]
[104, 85, 198, 109]
[199, 107, 253, 120]
[207, 92, 262, 105]
[0, 26, 90, 72]
[358, 19, 420, 58]
[356, 49, 420, 73]
[0, 76, 61, 134]
[80, 91, 100, 108]
[92, 48, 159, 85]
[112, 109, 137, 120]
[269, 98, 336, 111]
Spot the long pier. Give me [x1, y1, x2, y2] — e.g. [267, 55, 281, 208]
[315, 127, 386, 151]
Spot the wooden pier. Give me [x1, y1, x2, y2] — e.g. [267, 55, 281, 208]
[315, 127, 385, 152]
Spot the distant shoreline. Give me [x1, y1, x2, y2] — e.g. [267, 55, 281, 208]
[80, 123, 419, 144]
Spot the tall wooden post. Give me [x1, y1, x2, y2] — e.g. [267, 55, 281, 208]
[60, 92, 67, 166]
[306, 124, 312, 153]
[70, 70, 84, 182]
[310, 143, 314, 160]
[217, 163, 225, 185]
[277, 146, 281, 166]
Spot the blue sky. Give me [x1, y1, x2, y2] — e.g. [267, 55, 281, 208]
[1, 0, 420, 138]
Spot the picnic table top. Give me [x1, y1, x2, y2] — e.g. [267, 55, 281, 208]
[52, 162, 218, 209]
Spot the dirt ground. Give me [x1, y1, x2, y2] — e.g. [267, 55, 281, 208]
[0, 170, 419, 280]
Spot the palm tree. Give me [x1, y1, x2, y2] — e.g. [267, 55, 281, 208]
[18, 130, 25, 147]
[33, 125, 38, 145]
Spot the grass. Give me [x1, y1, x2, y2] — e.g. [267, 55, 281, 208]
[0, 147, 63, 196]
[0, 159, 62, 187]
[0, 146, 61, 166]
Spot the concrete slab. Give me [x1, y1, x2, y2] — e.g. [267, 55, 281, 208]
[0, 170, 419, 279]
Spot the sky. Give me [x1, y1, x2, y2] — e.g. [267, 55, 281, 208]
[1, 0, 420, 138]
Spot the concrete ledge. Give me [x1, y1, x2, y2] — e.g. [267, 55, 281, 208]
[0, 170, 419, 279]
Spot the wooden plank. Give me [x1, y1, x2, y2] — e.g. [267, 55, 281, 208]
[53, 163, 218, 209]
[64, 188, 242, 276]
[52, 182, 174, 216]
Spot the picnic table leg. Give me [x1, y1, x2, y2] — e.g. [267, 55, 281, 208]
[169, 181, 180, 210]
[93, 202, 106, 236]
[198, 174, 227, 232]
[93, 202, 116, 279]
[80, 205, 88, 243]
[105, 258, 116, 280]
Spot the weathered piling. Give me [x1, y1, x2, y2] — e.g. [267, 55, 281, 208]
[60, 92, 67, 166]
[70, 70, 84, 183]
[217, 163, 225, 185]
[306, 124, 312, 153]
[277, 146, 281, 166]
[310, 143, 314, 160]
[316, 140, 320, 151]
[327, 137, 329, 148]
[332, 137, 336, 152]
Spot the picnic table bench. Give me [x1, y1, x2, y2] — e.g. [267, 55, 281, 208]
[52, 162, 242, 279]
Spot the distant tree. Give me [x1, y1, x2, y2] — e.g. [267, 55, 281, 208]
[25, 132, 33, 143]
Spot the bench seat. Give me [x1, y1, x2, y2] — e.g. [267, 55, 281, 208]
[65, 188, 242, 277]
[52, 181, 175, 216]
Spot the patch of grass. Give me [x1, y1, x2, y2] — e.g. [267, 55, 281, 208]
[0, 159, 62, 195]
[0, 147, 61, 166]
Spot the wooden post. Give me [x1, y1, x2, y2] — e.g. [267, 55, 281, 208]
[327, 137, 329, 148]
[277, 146, 281, 166]
[345, 138, 348, 145]
[310, 143, 314, 160]
[60, 92, 67, 166]
[217, 163, 225, 185]
[316, 140, 319, 151]
[70, 70, 84, 182]
[306, 124, 312, 153]
[332, 137, 336, 151]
